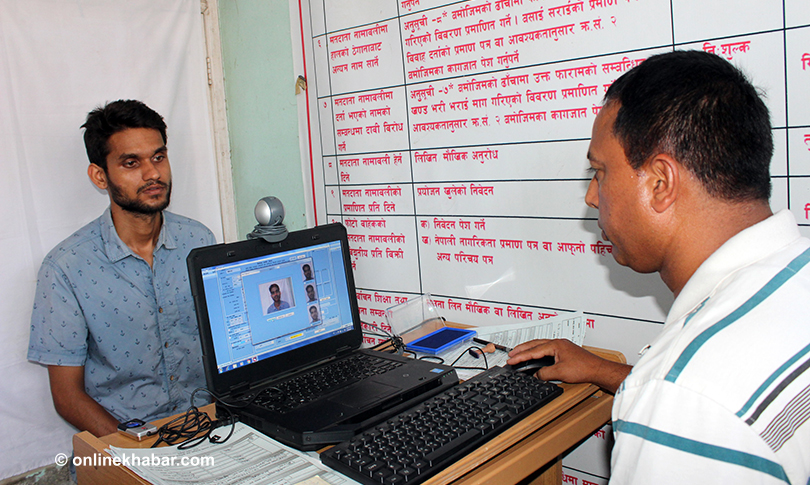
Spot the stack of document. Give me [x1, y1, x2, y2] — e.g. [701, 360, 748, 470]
[107, 422, 359, 485]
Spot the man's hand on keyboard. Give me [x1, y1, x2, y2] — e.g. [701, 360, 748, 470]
[508, 338, 631, 394]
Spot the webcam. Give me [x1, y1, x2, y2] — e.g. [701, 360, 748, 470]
[247, 196, 288, 242]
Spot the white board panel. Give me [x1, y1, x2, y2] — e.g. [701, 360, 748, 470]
[294, 0, 810, 480]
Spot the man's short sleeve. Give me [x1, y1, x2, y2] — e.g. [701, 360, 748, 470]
[28, 259, 89, 366]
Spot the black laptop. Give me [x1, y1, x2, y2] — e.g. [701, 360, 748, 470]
[187, 223, 458, 450]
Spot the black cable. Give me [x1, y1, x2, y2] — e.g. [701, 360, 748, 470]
[449, 346, 489, 371]
[361, 320, 406, 354]
[415, 339, 495, 372]
[418, 355, 444, 364]
[151, 388, 237, 449]
[412, 345, 490, 371]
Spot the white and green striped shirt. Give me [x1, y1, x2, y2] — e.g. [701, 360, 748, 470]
[611, 210, 810, 484]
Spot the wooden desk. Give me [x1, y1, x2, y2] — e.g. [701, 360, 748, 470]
[74, 346, 624, 485]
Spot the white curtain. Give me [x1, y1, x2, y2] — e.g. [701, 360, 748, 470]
[0, 0, 223, 478]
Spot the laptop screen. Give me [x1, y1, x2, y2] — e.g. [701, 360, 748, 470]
[200, 239, 354, 374]
[188, 223, 363, 396]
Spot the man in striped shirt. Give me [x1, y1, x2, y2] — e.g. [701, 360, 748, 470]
[509, 51, 809, 483]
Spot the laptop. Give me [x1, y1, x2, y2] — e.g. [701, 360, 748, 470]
[187, 223, 458, 450]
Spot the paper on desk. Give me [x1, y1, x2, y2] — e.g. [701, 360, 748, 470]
[476, 310, 586, 348]
[425, 312, 586, 380]
[107, 422, 359, 485]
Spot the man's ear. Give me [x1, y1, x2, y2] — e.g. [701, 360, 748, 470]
[647, 154, 679, 213]
[87, 163, 108, 190]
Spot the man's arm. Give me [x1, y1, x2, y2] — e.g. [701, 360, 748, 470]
[507, 338, 632, 393]
[48, 365, 119, 437]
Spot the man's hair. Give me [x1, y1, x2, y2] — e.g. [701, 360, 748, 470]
[81, 99, 167, 171]
[269, 284, 279, 292]
[604, 50, 772, 201]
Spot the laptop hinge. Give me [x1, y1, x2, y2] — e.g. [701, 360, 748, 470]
[229, 381, 251, 397]
[335, 345, 354, 355]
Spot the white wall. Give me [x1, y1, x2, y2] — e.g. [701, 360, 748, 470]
[0, 0, 222, 478]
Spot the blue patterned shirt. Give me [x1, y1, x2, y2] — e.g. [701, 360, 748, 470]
[28, 208, 216, 424]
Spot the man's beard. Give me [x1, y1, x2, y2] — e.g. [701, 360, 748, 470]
[108, 179, 172, 215]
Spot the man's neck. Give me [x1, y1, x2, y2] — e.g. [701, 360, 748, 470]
[109, 205, 163, 267]
[660, 199, 773, 297]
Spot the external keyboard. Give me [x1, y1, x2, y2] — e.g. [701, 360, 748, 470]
[320, 365, 563, 484]
[253, 353, 403, 413]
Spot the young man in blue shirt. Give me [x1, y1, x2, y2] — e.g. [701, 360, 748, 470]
[28, 100, 216, 437]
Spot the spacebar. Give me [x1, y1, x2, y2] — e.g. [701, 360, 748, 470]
[425, 428, 484, 465]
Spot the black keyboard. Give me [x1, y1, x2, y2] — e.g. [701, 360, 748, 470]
[253, 353, 403, 413]
[320, 366, 562, 484]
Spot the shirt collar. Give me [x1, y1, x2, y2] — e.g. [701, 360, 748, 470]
[666, 209, 801, 325]
[100, 207, 176, 263]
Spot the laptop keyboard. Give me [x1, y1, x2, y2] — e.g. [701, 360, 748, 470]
[320, 366, 562, 484]
[253, 353, 404, 413]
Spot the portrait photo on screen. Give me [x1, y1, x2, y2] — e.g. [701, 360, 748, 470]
[260, 278, 295, 316]
[305, 283, 318, 303]
[301, 263, 315, 282]
[309, 305, 321, 323]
